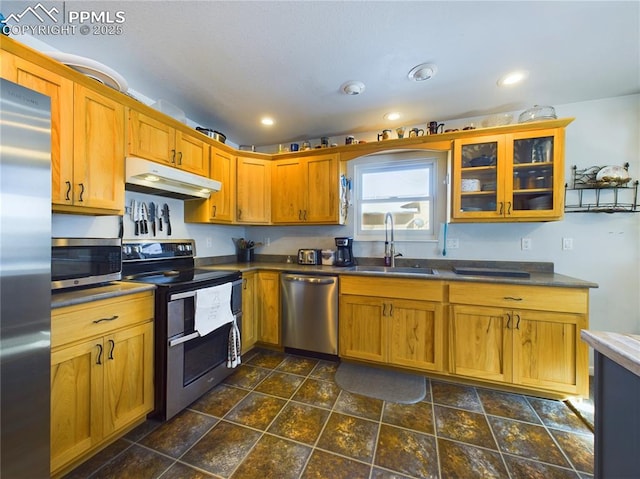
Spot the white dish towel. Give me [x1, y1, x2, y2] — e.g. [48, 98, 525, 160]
[227, 316, 241, 368]
[194, 283, 234, 337]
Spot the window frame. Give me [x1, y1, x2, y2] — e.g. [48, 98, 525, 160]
[352, 150, 449, 242]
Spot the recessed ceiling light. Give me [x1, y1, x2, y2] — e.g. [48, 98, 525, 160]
[384, 112, 401, 121]
[497, 70, 529, 87]
[408, 63, 438, 81]
[341, 81, 365, 95]
[261, 117, 274, 126]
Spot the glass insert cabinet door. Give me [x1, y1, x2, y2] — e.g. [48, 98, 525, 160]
[452, 129, 563, 221]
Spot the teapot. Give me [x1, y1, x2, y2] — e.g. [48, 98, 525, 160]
[428, 121, 444, 135]
[408, 128, 425, 137]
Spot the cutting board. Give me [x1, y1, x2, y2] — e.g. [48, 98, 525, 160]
[452, 266, 531, 278]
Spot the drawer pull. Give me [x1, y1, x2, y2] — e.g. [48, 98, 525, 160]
[93, 315, 119, 324]
[382, 303, 387, 316]
[389, 303, 393, 316]
[108, 339, 115, 360]
[515, 313, 521, 330]
[506, 313, 512, 329]
[96, 343, 103, 365]
[503, 296, 523, 301]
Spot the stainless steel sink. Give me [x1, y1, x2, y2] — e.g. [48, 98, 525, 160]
[349, 265, 436, 275]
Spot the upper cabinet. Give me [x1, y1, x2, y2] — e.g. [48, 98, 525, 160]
[184, 146, 236, 223]
[452, 124, 568, 222]
[236, 156, 271, 224]
[2, 51, 124, 214]
[271, 153, 343, 224]
[128, 109, 209, 177]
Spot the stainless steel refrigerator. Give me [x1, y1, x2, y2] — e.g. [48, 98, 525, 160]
[0, 78, 52, 477]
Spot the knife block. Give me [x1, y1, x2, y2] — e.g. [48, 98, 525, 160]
[237, 249, 254, 263]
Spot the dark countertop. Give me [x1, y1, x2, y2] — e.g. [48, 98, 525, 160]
[198, 260, 598, 289]
[51, 282, 156, 309]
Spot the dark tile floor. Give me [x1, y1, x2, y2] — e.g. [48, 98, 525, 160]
[65, 349, 594, 479]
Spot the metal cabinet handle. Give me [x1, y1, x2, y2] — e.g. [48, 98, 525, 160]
[96, 343, 103, 364]
[93, 315, 119, 324]
[389, 303, 393, 316]
[177, 151, 183, 165]
[499, 202, 504, 215]
[503, 296, 523, 301]
[212, 205, 217, 217]
[108, 339, 115, 360]
[243, 278, 247, 290]
[171, 149, 176, 164]
[78, 183, 85, 202]
[515, 313, 521, 330]
[299, 210, 303, 220]
[382, 303, 387, 316]
[507, 201, 512, 215]
[65, 181, 72, 201]
[237, 208, 242, 220]
[506, 313, 512, 329]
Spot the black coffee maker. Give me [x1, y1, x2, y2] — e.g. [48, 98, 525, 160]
[334, 237, 354, 266]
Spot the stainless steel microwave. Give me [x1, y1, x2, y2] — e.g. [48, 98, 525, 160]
[51, 238, 122, 290]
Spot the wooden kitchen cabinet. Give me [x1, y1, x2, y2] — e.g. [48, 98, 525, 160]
[257, 271, 280, 346]
[339, 276, 445, 372]
[452, 124, 569, 222]
[241, 272, 258, 353]
[449, 282, 589, 396]
[184, 146, 235, 224]
[271, 153, 342, 224]
[50, 291, 154, 476]
[1, 51, 74, 206]
[128, 109, 210, 177]
[236, 156, 271, 224]
[73, 84, 125, 212]
[1, 52, 124, 214]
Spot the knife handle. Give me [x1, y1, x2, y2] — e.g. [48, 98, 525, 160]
[134, 221, 139, 236]
[158, 218, 163, 231]
[167, 221, 172, 236]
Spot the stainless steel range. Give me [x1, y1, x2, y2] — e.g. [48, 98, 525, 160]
[122, 239, 242, 420]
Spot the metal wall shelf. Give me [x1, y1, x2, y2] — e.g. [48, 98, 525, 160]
[565, 164, 638, 213]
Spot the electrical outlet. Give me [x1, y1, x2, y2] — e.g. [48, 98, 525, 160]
[521, 238, 532, 250]
[264, 237, 271, 246]
[562, 237, 573, 250]
[446, 238, 459, 249]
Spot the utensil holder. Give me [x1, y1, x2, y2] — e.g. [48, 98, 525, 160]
[237, 249, 254, 262]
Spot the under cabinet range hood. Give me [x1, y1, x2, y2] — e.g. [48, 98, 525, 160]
[125, 157, 221, 199]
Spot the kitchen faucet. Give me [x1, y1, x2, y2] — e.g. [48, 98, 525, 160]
[384, 212, 395, 267]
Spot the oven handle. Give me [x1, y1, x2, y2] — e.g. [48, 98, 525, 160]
[169, 332, 201, 347]
[168, 278, 242, 302]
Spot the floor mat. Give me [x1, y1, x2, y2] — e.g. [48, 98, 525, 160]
[335, 362, 426, 404]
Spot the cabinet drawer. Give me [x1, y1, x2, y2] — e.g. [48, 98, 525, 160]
[52, 291, 154, 348]
[449, 282, 588, 313]
[340, 276, 445, 302]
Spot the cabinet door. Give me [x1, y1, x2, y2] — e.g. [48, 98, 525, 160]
[73, 84, 125, 212]
[339, 295, 386, 362]
[1, 52, 74, 206]
[241, 272, 258, 353]
[103, 322, 154, 436]
[50, 340, 103, 473]
[128, 109, 175, 164]
[507, 128, 564, 220]
[512, 310, 588, 395]
[209, 147, 235, 222]
[451, 304, 512, 383]
[236, 157, 271, 223]
[271, 158, 305, 223]
[306, 154, 339, 222]
[176, 131, 209, 176]
[452, 135, 506, 220]
[257, 272, 280, 345]
[389, 299, 444, 372]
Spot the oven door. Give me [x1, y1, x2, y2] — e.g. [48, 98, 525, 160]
[165, 279, 242, 419]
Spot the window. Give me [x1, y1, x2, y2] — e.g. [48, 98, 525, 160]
[353, 150, 449, 242]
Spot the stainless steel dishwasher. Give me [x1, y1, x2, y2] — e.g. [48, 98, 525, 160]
[281, 274, 338, 356]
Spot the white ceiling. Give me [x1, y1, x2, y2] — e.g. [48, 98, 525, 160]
[14, 0, 640, 147]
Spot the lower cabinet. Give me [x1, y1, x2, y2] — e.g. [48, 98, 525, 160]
[449, 283, 589, 396]
[339, 277, 445, 373]
[241, 272, 258, 353]
[257, 271, 280, 346]
[50, 291, 154, 476]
